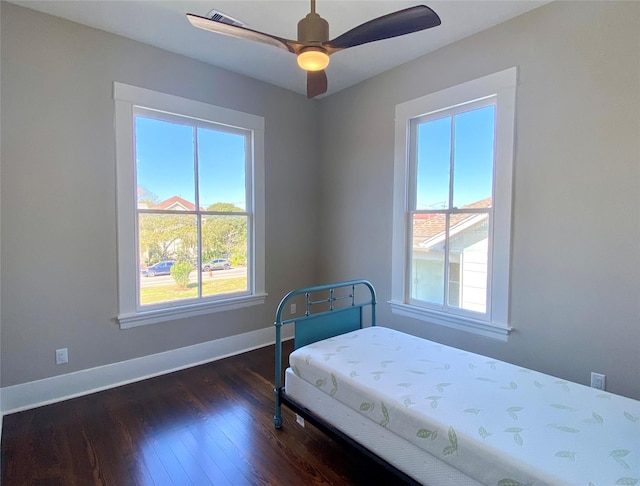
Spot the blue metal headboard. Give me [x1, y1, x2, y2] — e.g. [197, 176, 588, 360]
[273, 279, 376, 428]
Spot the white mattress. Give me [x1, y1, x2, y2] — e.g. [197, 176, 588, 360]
[288, 326, 640, 485]
[285, 368, 481, 485]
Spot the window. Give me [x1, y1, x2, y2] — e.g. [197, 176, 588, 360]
[115, 83, 266, 328]
[391, 68, 516, 339]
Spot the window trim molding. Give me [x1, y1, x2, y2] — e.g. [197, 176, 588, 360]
[391, 68, 517, 339]
[114, 83, 266, 329]
[118, 293, 269, 329]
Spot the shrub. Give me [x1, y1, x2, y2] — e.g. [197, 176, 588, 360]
[230, 254, 246, 267]
[170, 261, 193, 288]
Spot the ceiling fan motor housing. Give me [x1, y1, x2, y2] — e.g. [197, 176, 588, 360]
[297, 12, 329, 45]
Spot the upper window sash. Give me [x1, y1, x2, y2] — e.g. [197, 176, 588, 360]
[407, 96, 496, 213]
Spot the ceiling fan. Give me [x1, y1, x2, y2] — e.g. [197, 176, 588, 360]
[187, 1, 441, 98]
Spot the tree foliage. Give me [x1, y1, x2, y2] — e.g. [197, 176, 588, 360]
[137, 187, 159, 208]
[202, 203, 247, 264]
[139, 213, 196, 265]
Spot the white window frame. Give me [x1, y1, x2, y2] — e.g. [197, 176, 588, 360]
[390, 68, 517, 340]
[114, 83, 266, 329]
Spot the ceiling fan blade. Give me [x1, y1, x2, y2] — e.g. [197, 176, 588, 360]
[325, 5, 441, 52]
[187, 13, 299, 54]
[307, 70, 328, 98]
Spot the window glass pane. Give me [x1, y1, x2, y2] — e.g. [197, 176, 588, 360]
[138, 213, 197, 306]
[447, 213, 489, 313]
[201, 214, 249, 296]
[416, 116, 451, 210]
[452, 106, 495, 208]
[411, 213, 445, 304]
[448, 262, 461, 307]
[198, 127, 246, 210]
[135, 116, 195, 209]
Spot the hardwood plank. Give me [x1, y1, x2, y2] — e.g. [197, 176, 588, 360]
[2, 343, 407, 486]
[177, 426, 236, 486]
[148, 435, 196, 486]
[187, 420, 269, 485]
[138, 436, 177, 486]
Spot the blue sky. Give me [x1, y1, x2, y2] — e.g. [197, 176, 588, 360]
[135, 116, 247, 210]
[416, 105, 495, 210]
[135, 104, 494, 213]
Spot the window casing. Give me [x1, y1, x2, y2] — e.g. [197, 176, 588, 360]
[391, 68, 516, 339]
[114, 83, 266, 329]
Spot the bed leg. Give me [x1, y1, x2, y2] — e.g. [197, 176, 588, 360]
[274, 387, 282, 429]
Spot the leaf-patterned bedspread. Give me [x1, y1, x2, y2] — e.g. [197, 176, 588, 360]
[288, 326, 640, 486]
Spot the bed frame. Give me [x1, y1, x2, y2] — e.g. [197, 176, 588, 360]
[273, 281, 640, 486]
[273, 279, 422, 484]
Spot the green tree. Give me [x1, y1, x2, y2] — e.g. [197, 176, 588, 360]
[137, 187, 159, 208]
[202, 203, 247, 264]
[139, 213, 197, 264]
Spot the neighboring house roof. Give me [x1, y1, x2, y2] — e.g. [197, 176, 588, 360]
[413, 197, 492, 249]
[150, 196, 204, 211]
[463, 197, 492, 210]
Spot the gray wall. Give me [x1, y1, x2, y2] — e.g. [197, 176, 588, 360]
[317, 1, 640, 400]
[1, 2, 320, 386]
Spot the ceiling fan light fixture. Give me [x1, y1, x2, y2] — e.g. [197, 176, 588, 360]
[297, 47, 330, 71]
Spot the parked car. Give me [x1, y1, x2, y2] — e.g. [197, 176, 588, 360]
[202, 259, 231, 271]
[141, 261, 175, 277]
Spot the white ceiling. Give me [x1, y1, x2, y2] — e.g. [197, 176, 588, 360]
[9, 0, 550, 97]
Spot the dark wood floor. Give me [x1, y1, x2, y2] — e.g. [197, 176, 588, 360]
[1, 341, 404, 485]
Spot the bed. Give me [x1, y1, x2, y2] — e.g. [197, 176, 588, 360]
[273, 280, 640, 485]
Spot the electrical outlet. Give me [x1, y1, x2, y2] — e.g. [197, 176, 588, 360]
[290, 303, 296, 314]
[55, 348, 68, 365]
[590, 372, 605, 390]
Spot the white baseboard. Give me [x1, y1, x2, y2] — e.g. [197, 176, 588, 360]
[1, 325, 294, 415]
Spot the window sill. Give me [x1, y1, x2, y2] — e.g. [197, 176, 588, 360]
[388, 301, 512, 341]
[118, 293, 268, 329]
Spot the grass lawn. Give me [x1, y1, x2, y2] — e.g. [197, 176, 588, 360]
[140, 276, 248, 305]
